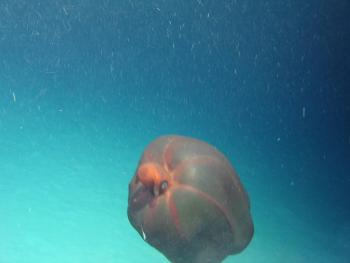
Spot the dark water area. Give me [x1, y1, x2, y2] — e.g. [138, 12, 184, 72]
[0, 1, 349, 262]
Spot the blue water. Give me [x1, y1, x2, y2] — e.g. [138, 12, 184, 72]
[1, 0, 349, 262]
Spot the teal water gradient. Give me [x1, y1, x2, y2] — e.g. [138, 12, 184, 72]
[1, 0, 349, 262]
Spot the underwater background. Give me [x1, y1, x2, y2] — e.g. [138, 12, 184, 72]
[0, 0, 349, 262]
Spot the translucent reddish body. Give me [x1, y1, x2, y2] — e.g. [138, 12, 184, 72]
[127, 135, 254, 263]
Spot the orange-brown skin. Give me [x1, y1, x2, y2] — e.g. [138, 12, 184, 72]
[127, 135, 254, 263]
[137, 163, 172, 196]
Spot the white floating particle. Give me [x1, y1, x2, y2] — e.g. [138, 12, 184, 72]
[302, 106, 306, 118]
[62, 6, 68, 16]
[141, 225, 147, 240]
[12, 92, 16, 102]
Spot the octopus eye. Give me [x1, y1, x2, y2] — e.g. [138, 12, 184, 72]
[159, 180, 168, 194]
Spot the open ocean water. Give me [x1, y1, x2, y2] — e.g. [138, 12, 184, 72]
[0, 1, 349, 262]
